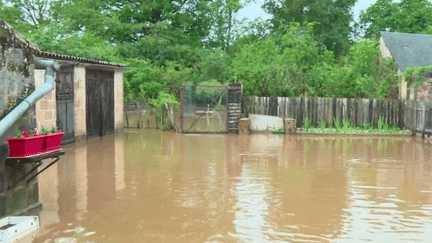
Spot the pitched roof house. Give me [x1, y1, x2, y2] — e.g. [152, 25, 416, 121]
[380, 31, 432, 101]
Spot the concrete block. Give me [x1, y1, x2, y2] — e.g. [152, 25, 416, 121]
[249, 114, 283, 132]
[45, 110, 53, 120]
[284, 118, 297, 134]
[239, 118, 250, 134]
[39, 100, 48, 110]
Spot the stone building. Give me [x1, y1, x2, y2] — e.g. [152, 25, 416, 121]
[0, 19, 126, 218]
[0, 18, 41, 219]
[380, 31, 432, 101]
[34, 51, 127, 143]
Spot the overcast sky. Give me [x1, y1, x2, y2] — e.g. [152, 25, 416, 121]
[237, 0, 379, 22]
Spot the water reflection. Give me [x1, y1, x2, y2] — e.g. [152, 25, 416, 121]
[34, 131, 432, 242]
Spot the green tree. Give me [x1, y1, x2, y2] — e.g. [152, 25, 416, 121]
[7, 0, 52, 27]
[360, 0, 432, 38]
[206, 0, 244, 50]
[326, 39, 399, 98]
[262, 0, 356, 56]
[232, 23, 335, 97]
[197, 49, 231, 83]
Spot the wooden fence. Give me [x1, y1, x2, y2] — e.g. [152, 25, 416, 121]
[405, 100, 432, 136]
[243, 97, 406, 128]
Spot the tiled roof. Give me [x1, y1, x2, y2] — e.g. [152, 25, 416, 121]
[381, 31, 432, 71]
[0, 18, 126, 68]
[36, 51, 127, 68]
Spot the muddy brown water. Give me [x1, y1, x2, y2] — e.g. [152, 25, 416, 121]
[33, 130, 432, 242]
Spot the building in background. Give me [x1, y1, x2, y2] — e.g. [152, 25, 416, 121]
[380, 31, 432, 101]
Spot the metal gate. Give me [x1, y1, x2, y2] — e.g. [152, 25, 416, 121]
[180, 84, 228, 133]
[86, 69, 115, 137]
[56, 66, 75, 144]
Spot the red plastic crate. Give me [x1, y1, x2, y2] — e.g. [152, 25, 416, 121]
[6, 135, 45, 158]
[43, 131, 65, 152]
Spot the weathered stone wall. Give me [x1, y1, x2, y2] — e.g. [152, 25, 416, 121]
[379, 37, 392, 59]
[0, 19, 42, 218]
[74, 66, 86, 138]
[35, 69, 57, 130]
[380, 37, 408, 100]
[0, 20, 39, 116]
[415, 78, 432, 102]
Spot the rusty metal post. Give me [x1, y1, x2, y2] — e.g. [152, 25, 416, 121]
[226, 85, 229, 133]
[180, 86, 184, 133]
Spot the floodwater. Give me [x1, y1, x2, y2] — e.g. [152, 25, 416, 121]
[34, 130, 432, 242]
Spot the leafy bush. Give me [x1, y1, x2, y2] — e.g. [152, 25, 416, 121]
[334, 118, 342, 132]
[151, 91, 179, 130]
[303, 117, 312, 132]
[342, 119, 352, 132]
[319, 120, 327, 130]
[15, 130, 23, 138]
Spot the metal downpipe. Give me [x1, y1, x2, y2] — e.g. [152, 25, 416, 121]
[0, 58, 60, 138]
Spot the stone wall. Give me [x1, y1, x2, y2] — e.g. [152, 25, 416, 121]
[0, 20, 39, 117]
[74, 66, 86, 138]
[0, 19, 42, 218]
[35, 69, 57, 130]
[415, 78, 432, 102]
[379, 37, 408, 100]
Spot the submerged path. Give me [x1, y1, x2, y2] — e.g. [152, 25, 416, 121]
[34, 130, 432, 242]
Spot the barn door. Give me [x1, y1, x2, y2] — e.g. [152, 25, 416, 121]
[86, 69, 115, 138]
[56, 66, 75, 144]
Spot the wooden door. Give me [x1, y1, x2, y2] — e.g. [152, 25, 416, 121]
[86, 69, 115, 138]
[56, 66, 75, 144]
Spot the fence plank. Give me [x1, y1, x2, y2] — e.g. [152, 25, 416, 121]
[242, 96, 410, 129]
[285, 97, 289, 118]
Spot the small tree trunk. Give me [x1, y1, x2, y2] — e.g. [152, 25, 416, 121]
[165, 103, 175, 130]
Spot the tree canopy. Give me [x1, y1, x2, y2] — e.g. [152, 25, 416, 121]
[263, 0, 357, 57]
[0, 0, 406, 102]
[359, 0, 432, 38]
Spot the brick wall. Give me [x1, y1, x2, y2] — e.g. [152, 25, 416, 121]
[74, 66, 86, 137]
[35, 69, 57, 131]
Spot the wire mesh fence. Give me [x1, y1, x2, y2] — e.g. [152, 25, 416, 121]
[180, 84, 228, 133]
[124, 102, 158, 129]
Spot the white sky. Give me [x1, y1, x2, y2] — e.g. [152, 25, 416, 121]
[236, 0, 379, 22]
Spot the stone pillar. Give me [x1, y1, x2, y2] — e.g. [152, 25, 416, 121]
[114, 70, 124, 131]
[74, 66, 86, 138]
[239, 118, 250, 134]
[284, 118, 296, 134]
[35, 69, 57, 131]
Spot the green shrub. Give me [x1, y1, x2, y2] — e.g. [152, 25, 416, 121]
[303, 117, 311, 132]
[342, 119, 352, 132]
[319, 120, 327, 130]
[15, 130, 23, 138]
[361, 123, 372, 130]
[334, 118, 341, 132]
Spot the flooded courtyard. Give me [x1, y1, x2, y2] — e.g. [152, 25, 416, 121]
[33, 130, 432, 242]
